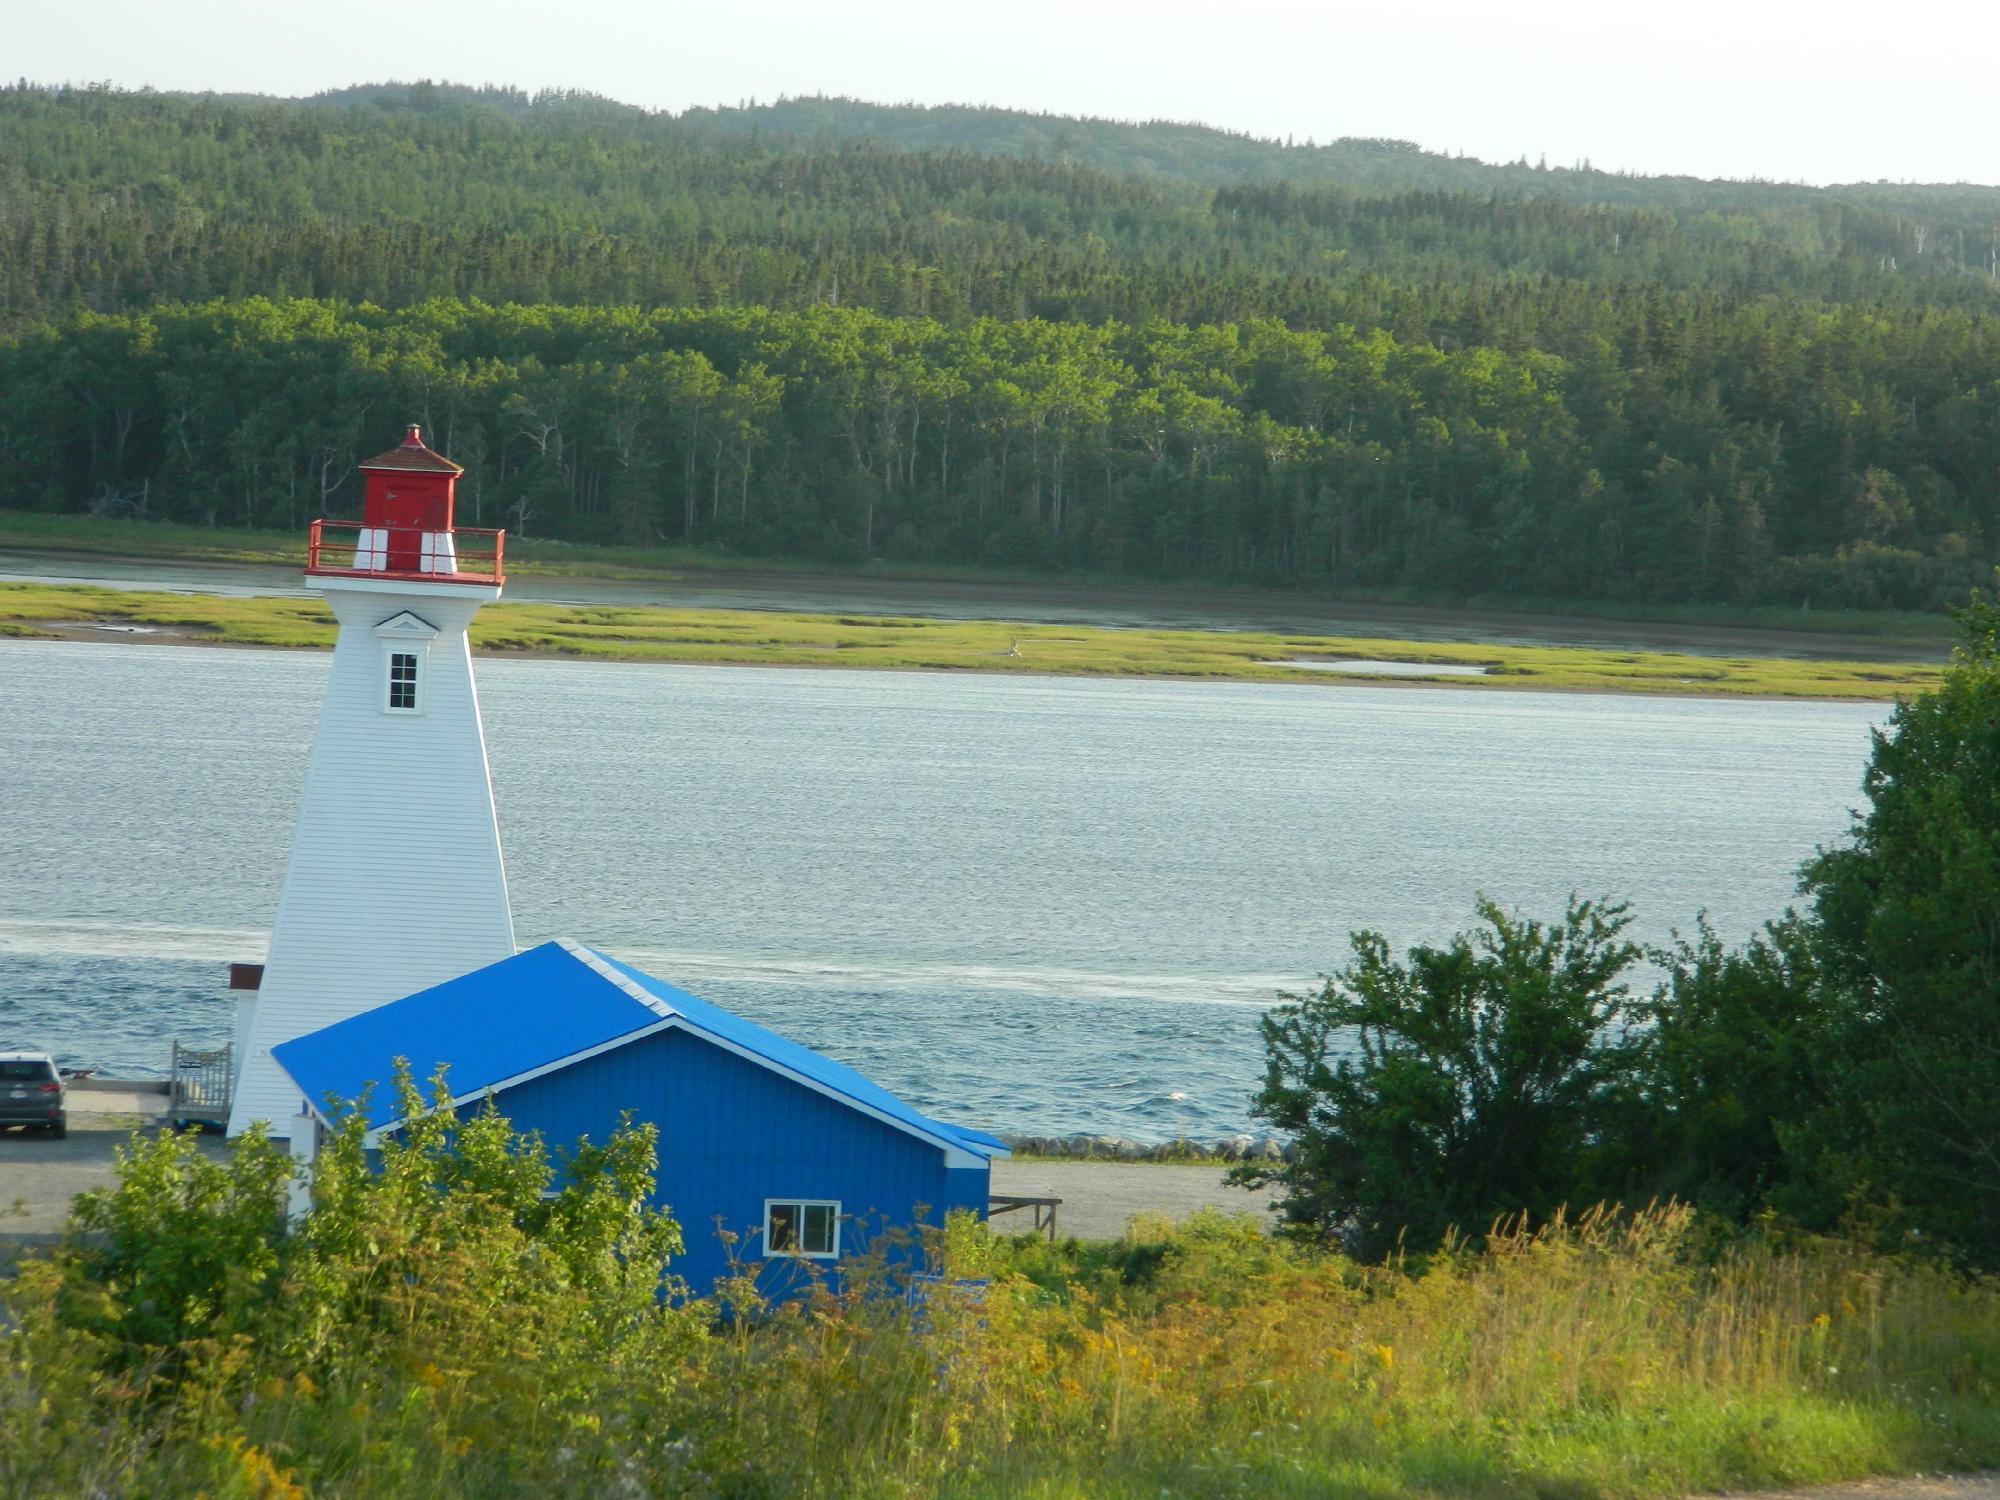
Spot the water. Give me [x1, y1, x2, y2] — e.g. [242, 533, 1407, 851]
[0, 640, 1881, 1140]
[1279, 659, 1489, 677]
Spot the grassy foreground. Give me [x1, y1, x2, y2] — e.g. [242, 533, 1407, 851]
[0, 581, 1943, 699]
[6, 1114, 1999, 1500]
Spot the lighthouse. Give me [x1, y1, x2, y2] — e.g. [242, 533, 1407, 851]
[228, 426, 515, 1136]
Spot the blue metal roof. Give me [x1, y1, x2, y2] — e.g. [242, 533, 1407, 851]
[271, 939, 1006, 1159]
[593, 950, 1010, 1157]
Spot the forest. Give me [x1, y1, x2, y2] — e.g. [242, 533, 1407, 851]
[4, 81, 2000, 608]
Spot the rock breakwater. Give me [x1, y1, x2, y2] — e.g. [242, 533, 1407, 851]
[1000, 1132, 1292, 1163]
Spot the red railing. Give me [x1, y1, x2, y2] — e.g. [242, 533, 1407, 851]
[306, 520, 506, 585]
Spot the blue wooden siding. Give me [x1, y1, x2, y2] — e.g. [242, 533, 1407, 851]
[493, 1027, 986, 1297]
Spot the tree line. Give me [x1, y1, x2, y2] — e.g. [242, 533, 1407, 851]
[6, 294, 2000, 610]
[4, 82, 2000, 607]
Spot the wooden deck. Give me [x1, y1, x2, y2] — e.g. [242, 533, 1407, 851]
[987, 1193, 1061, 1240]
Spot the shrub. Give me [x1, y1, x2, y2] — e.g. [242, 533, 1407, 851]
[1234, 894, 1644, 1255]
[1791, 591, 2000, 1263]
[1607, 914, 1824, 1219]
[5, 1073, 706, 1496]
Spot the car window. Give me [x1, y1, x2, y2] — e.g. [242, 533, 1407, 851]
[0, 1061, 55, 1081]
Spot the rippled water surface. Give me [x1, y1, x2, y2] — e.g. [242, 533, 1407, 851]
[0, 641, 1881, 1138]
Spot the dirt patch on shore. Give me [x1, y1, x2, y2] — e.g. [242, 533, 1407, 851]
[17, 619, 212, 644]
[989, 1158, 1275, 1240]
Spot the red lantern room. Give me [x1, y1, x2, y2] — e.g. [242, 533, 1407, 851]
[305, 425, 504, 584]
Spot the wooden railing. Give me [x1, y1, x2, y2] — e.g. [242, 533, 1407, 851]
[306, 519, 506, 585]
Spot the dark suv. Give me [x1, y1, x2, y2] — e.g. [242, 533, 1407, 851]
[0, 1053, 67, 1138]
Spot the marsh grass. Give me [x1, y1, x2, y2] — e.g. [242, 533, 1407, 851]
[0, 582, 1943, 699]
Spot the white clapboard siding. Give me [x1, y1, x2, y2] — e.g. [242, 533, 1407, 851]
[229, 576, 515, 1135]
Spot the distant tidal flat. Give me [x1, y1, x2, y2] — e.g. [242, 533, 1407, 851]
[0, 640, 1882, 1140]
[0, 576, 1941, 700]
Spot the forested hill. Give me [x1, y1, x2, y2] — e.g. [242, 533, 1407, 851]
[4, 81, 2000, 611]
[10, 81, 2000, 323]
[683, 94, 2000, 209]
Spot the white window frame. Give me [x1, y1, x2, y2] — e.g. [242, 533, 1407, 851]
[384, 648, 423, 714]
[763, 1198, 842, 1260]
[372, 612, 439, 718]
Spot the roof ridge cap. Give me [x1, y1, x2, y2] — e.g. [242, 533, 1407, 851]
[555, 937, 678, 1021]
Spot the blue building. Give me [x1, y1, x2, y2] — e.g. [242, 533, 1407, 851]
[272, 938, 1007, 1296]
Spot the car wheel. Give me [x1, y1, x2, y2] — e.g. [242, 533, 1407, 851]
[50, 1120, 66, 1141]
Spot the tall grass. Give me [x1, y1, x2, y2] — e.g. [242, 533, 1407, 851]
[693, 1206, 2000, 1498]
[5, 1166, 1996, 1498]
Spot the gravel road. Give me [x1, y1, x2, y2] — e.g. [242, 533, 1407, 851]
[0, 1113, 224, 1262]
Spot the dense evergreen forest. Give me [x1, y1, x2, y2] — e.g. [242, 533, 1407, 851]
[5, 81, 2000, 607]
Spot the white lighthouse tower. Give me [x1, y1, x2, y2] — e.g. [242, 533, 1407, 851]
[228, 426, 515, 1135]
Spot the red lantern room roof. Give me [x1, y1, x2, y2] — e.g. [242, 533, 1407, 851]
[358, 424, 464, 475]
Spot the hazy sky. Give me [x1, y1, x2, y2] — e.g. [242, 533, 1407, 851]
[12, 0, 1993, 186]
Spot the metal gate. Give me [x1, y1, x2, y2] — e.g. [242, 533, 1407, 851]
[169, 1041, 234, 1129]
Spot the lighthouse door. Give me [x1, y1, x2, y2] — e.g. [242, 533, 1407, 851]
[385, 517, 422, 573]
[377, 488, 425, 573]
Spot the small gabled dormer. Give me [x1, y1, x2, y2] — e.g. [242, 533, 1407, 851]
[372, 610, 440, 715]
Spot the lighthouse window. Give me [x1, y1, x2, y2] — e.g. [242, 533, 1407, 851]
[387, 652, 420, 712]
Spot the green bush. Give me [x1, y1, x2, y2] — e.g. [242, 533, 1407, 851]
[1790, 591, 2000, 1262]
[1234, 895, 1645, 1255]
[5, 1073, 705, 1497]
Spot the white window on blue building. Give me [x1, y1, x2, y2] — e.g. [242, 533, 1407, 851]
[765, 1198, 840, 1258]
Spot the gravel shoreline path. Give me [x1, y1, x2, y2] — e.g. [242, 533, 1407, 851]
[989, 1157, 1275, 1240]
[1725, 1477, 2000, 1500]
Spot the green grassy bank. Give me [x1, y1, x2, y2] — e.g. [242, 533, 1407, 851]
[0, 581, 1943, 699]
